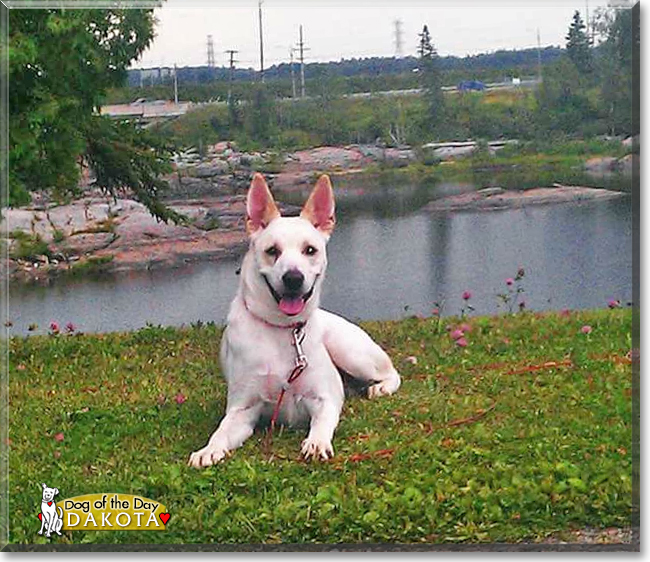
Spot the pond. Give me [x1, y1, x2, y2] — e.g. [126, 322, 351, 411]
[8, 181, 633, 335]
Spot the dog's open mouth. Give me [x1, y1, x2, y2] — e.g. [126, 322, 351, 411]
[263, 274, 318, 316]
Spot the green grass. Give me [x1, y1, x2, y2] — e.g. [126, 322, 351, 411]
[7, 309, 633, 545]
[8, 231, 52, 262]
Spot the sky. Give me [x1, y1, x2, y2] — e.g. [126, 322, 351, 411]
[134, 0, 616, 70]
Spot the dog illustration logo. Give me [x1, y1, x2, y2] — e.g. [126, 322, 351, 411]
[38, 483, 63, 538]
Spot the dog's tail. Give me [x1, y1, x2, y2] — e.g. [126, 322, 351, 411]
[57, 506, 63, 519]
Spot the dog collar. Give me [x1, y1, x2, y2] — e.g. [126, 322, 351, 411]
[242, 296, 307, 330]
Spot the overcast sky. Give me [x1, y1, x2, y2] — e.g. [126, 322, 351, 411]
[133, 0, 614, 70]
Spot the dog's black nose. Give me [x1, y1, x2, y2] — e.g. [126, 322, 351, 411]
[282, 270, 304, 292]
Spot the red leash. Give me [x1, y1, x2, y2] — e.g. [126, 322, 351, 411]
[269, 323, 308, 432]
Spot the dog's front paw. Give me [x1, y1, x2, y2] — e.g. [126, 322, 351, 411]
[367, 373, 401, 399]
[301, 437, 334, 461]
[188, 445, 229, 468]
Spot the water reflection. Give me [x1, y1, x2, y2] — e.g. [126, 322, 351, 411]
[9, 189, 632, 335]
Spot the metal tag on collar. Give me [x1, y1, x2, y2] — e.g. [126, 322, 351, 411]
[292, 325, 308, 369]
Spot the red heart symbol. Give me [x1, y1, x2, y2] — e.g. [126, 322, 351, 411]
[48, 501, 52, 506]
[38, 513, 42, 521]
[159, 513, 171, 525]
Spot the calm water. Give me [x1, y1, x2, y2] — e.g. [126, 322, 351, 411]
[8, 184, 633, 335]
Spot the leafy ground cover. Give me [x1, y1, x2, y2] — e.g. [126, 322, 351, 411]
[7, 309, 633, 545]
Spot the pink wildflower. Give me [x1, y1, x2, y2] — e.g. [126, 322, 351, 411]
[581, 325, 593, 335]
[455, 337, 468, 348]
[462, 291, 472, 301]
[506, 278, 514, 286]
[460, 323, 472, 333]
[54, 432, 64, 442]
[405, 356, 418, 365]
[65, 322, 76, 333]
[49, 322, 60, 334]
[174, 393, 187, 405]
[450, 329, 465, 340]
[608, 299, 621, 309]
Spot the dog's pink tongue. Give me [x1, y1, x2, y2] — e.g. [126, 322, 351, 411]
[279, 297, 305, 316]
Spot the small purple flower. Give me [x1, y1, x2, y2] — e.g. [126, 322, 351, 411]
[581, 325, 593, 335]
[450, 328, 465, 341]
[459, 323, 472, 333]
[455, 337, 468, 348]
[65, 322, 76, 334]
[174, 393, 187, 405]
[516, 267, 525, 279]
[49, 322, 60, 334]
[462, 291, 472, 301]
[506, 278, 514, 286]
[608, 299, 621, 309]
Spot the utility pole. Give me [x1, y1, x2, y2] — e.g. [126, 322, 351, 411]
[393, 19, 404, 58]
[258, 0, 265, 82]
[297, 25, 309, 98]
[225, 49, 238, 105]
[290, 47, 297, 98]
[173, 63, 178, 104]
[536, 28, 542, 83]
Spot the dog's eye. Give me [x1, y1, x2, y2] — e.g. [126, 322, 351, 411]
[265, 245, 280, 258]
[304, 245, 318, 256]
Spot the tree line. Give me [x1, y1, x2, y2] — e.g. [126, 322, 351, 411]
[126, 46, 563, 87]
[6, 4, 639, 219]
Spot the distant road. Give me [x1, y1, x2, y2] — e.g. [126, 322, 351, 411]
[344, 78, 540, 99]
[101, 78, 541, 122]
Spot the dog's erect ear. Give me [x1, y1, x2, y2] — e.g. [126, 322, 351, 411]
[42, 483, 47, 490]
[301, 174, 336, 238]
[53, 488, 59, 496]
[246, 173, 280, 235]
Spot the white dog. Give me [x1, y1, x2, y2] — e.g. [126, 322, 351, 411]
[38, 483, 63, 537]
[189, 173, 400, 467]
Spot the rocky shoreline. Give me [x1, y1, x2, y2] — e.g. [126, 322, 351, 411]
[1, 141, 635, 283]
[424, 184, 627, 213]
